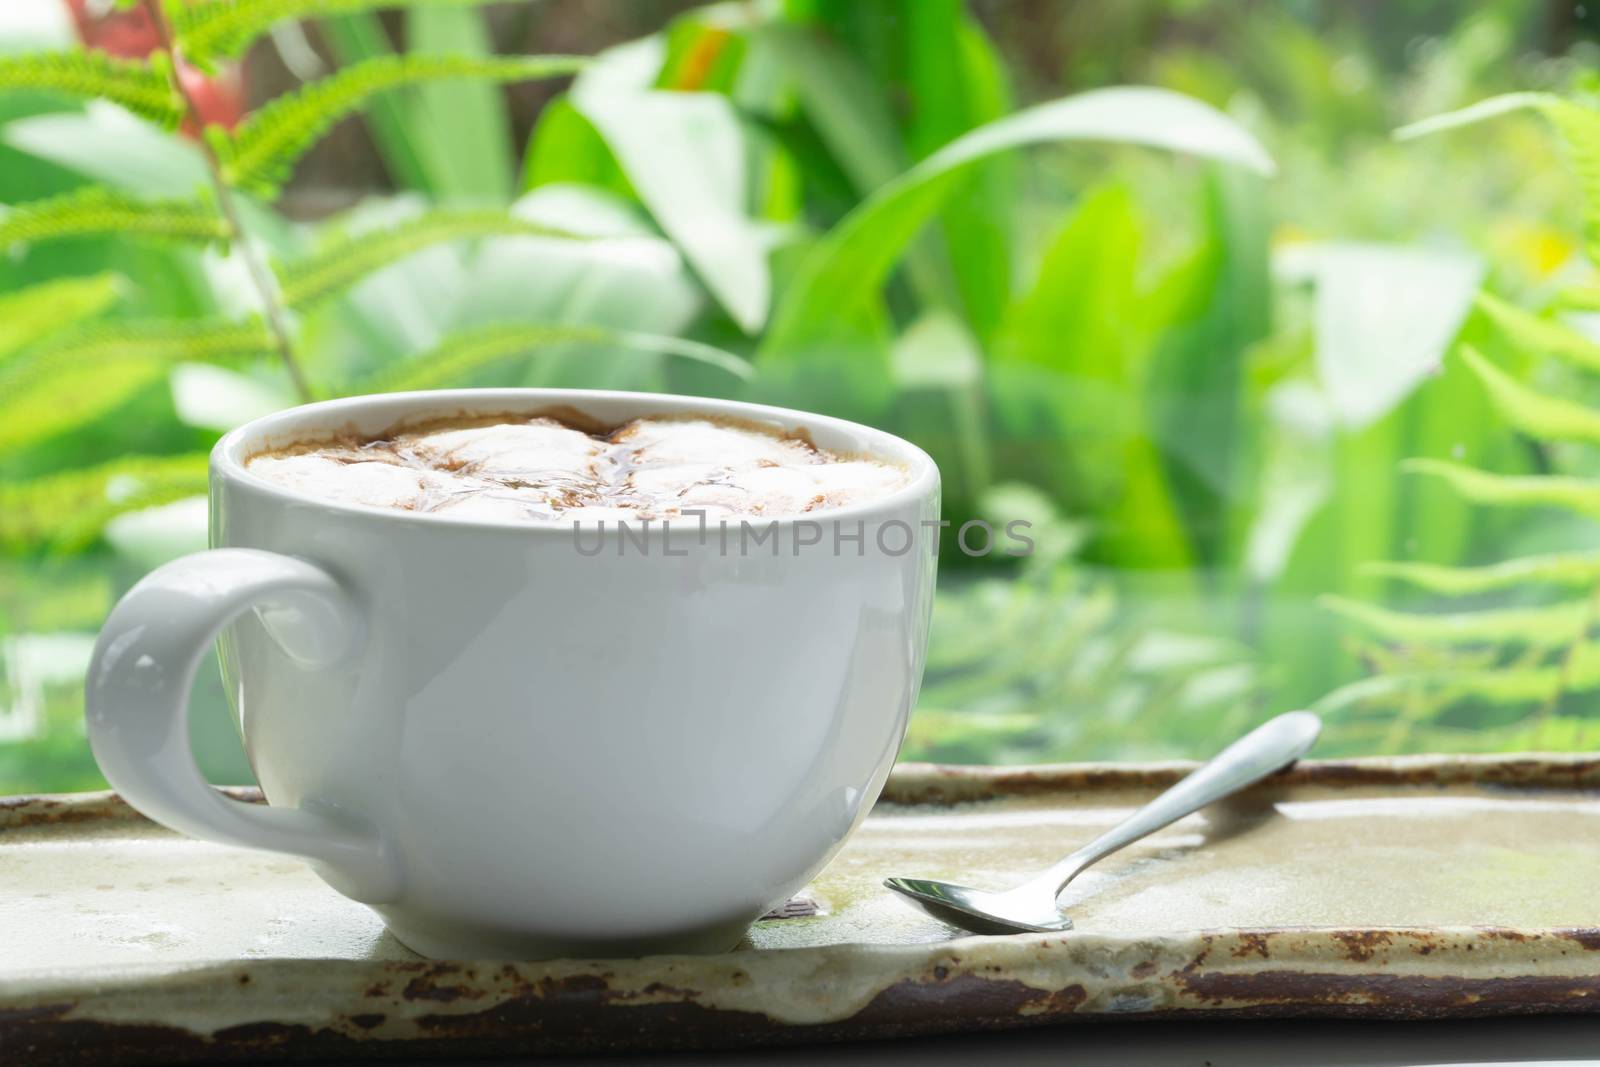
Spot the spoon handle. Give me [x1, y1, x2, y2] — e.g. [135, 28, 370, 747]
[1044, 711, 1321, 893]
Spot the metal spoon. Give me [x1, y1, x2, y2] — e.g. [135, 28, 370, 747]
[884, 710, 1321, 935]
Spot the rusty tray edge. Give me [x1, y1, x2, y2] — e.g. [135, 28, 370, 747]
[4, 755, 1600, 1065]
[8, 753, 1600, 829]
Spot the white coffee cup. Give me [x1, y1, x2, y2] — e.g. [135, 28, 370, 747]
[85, 389, 940, 959]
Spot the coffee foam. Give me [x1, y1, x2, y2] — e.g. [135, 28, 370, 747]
[245, 414, 908, 522]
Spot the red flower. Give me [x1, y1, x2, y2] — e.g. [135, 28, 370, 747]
[63, 0, 245, 134]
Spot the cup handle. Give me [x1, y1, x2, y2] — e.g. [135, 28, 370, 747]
[85, 548, 400, 903]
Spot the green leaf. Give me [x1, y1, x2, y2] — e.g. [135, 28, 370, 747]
[168, 0, 486, 69]
[404, 6, 514, 202]
[0, 319, 277, 452]
[319, 13, 435, 193]
[0, 453, 210, 553]
[0, 51, 182, 127]
[277, 209, 581, 308]
[214, 53, 587, 198]
[1, 101, 209, 197]
[1321, 594, 1591, 648]
[573, 41, 771, 332]
[1403, 458, 1600, 518]
[1475, 291, 1600, 373]
[1362, 550, 1600, 595]
[0, 275, 121, 362]
[758, 24, 903, 193]
[1318, 650, 1600, 711]
[990, 182, 1192, 570]
[356, 322, 752, 393]
[757, 86, 1274, 367]
[1399, 93, 1600, 263]
[1458, 344, 1600, 446]
[1279, 242, 1483, 428]
[0, 187, 229, 250]
[520, 97, 632, 197]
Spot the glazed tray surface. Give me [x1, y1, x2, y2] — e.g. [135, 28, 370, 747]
[3, 755, 1598, 1064]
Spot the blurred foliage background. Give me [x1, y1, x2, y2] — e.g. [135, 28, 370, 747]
[2, 0, 1599, 793]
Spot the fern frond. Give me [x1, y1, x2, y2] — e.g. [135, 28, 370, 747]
[1320, 646, 1600, 711]
[0, 275, 121, 362]
[168, 0, 485, 70]
[0, 453, 210, 553]
[1458, 344, 1600, 445]
[1399, 93, 1600, 263]
[1403, 458, 1600, 518]
[277, 210, 579, 308]
[0, 188, 229, 250]
[1362, 550, 1600, 595]
[215, 54, 587, 197]
[1321, 594, 1590, 648]
[1475, 293, 1600, 372]
[357, 322, 752, 394]
[0, 51, 182, 127]
[0, 319, 277, 453]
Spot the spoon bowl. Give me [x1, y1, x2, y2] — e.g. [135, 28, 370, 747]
[884, 711, 1322, 935]
[882, 877, 1075, 934]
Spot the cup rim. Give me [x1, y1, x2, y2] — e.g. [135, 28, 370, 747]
[214, 388, 940, 532]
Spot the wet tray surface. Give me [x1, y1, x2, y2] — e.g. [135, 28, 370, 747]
[3, 755, 1599, 1063]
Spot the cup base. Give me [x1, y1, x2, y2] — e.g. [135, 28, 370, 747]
[382, 912, 758, 960]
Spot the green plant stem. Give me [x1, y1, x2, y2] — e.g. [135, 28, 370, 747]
[141, 0, 313, 403]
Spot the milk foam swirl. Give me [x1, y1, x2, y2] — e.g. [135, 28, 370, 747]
[246, 415, 908, 523]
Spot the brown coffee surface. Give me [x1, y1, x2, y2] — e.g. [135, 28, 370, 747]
[245, 414, 908, 522]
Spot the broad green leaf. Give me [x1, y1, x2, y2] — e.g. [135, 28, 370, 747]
[0, 274, 120, 361]
[0, 453, 210, 553]
[1362, 550, 1600, 595]
[0, 50, 182, 126]
[1458, 344, 1600, 445]
[214, 53, 587, 198]
[1276, 241, 1483, 428]
[1, 100, 208, 196]
[0, 187, 228, 249]
[520, 97, 633, 198]
[758, 24, 902, 193]
[890, 309, 983, 390]
[404, 6, 514, 202]
[1321, 594, 1591, 648]
[1403, 458, 1600, 518]
[758, 86, 1273, 367]
[1145, 165, 1272, 567]
[904, 6, 1015, 339]
[754, 22, 954, 312]
[104, 496, 209, 569]
[168, 0, 486, 69]
[0, 1, 76, 53]
[170, 363, 294, 432]
[0, 320, 277, 452]
[356, 322, 751, 393]
[320, 13, 434, 192]
[277, 209, 580, 308]
[573, 42, 771, 332]
[1475, 291, 1600, 372]
[459, 186, 704, 333]
[989, 183, 1191, 570]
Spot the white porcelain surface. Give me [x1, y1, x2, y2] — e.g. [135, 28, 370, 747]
[85, 389, 940, 959]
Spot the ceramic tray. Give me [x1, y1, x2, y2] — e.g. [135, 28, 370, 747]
[4, 755, 1599, 1064]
